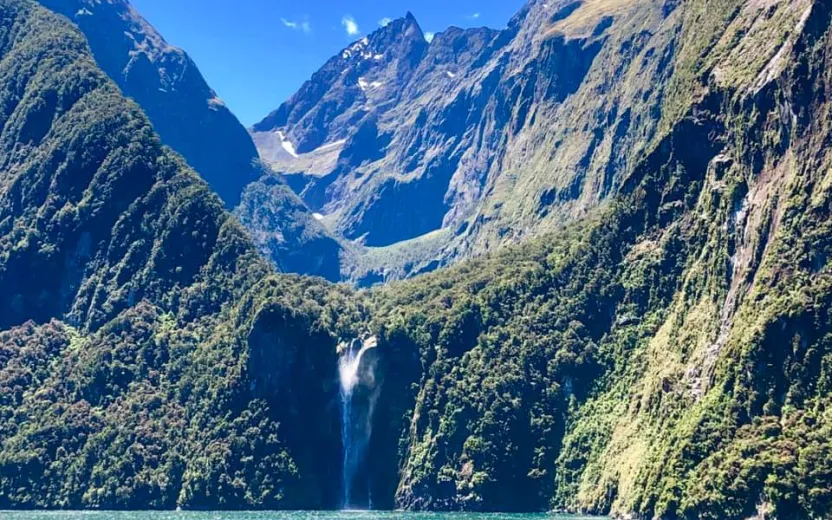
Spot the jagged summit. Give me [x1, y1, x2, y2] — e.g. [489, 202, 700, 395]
[251, 12, 429, 159]
[250, 12, 505, 253]
[399, 11, 425, 38]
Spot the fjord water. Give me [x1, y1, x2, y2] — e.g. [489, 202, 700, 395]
[0, 514, 607, 520]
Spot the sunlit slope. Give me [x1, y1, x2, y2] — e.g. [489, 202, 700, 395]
[0, 0, 364, 509]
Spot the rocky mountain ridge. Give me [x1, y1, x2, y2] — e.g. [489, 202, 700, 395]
[39, 0, 261, 207]
[40, 0, 345, 280]
[252, 0, 678, 282]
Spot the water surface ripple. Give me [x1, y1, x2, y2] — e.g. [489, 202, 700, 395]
[0, 512, 608, 520]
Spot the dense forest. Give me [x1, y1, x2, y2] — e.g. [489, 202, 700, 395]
[0, 0, 831, 519]
[0, 0, 365, 509]
[365, 1, 832, 516]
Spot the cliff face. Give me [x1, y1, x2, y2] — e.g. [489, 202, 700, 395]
[0, 0, 360, 508]
[251, 1, 684, 281]
[364, 1, 832, 517]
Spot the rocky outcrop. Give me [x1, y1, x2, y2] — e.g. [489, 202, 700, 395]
[251, 1, 681, 279]
[235, 175, 344, 281]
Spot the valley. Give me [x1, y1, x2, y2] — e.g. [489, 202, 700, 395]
[0, 0, 831, 519]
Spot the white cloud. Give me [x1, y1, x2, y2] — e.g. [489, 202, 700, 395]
[342, 15, 360, 36]
[281, 17, 311, 33]
[468, 12, 481, 19]
[424, 32, 435, 43]
[378, 17, 393, 27]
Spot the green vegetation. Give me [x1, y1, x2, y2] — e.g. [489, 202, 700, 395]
[357, 1, 832, 517]
[1, 0, 832, 518]
[0, 0, 365, 509]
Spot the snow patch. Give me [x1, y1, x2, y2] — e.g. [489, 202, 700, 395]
[348, 40, 367, 55]
[312, 139, 347, 153]
[75, 7, 93, 17]
[344, 36, 387, 61]
[358, 77, 383, 91]
[207, 96, 226, 110]
[341, 37, 385, 62]
[446, 71, 456, 79]
[313, 213, 324, 221]
[277, 131, 298, 158]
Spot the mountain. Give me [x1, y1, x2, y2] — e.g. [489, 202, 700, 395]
[250, 12, 497, 251]
[249, 1, 691, 281]
[38, 0, 260, 207]
[257, 0, 832, 517]
[3, 0, 832, 518]
[252, 13, 428, 162]
[38, 0, 345, 280]
[361, 0, 832, 517]
[0, 0, 363, 508]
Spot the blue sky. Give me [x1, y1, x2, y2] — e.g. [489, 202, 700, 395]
[130, 0, 526, 126]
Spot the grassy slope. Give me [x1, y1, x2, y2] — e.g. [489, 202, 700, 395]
[368, 1, 832, 517]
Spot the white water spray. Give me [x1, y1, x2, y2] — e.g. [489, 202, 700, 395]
[338, 336, 378, 509]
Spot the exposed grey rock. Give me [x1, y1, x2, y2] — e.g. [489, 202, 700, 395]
[253, 1, 674, 281]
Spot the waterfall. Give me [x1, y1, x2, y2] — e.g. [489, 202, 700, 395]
[338, 336, 378, 509]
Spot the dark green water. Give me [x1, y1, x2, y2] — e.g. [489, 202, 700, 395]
[0, 513, 607, 520]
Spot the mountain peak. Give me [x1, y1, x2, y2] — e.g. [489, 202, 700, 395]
[250, 11, 430, 156]
[377, 11, 425, 43]
[400, 11, 420, 27]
